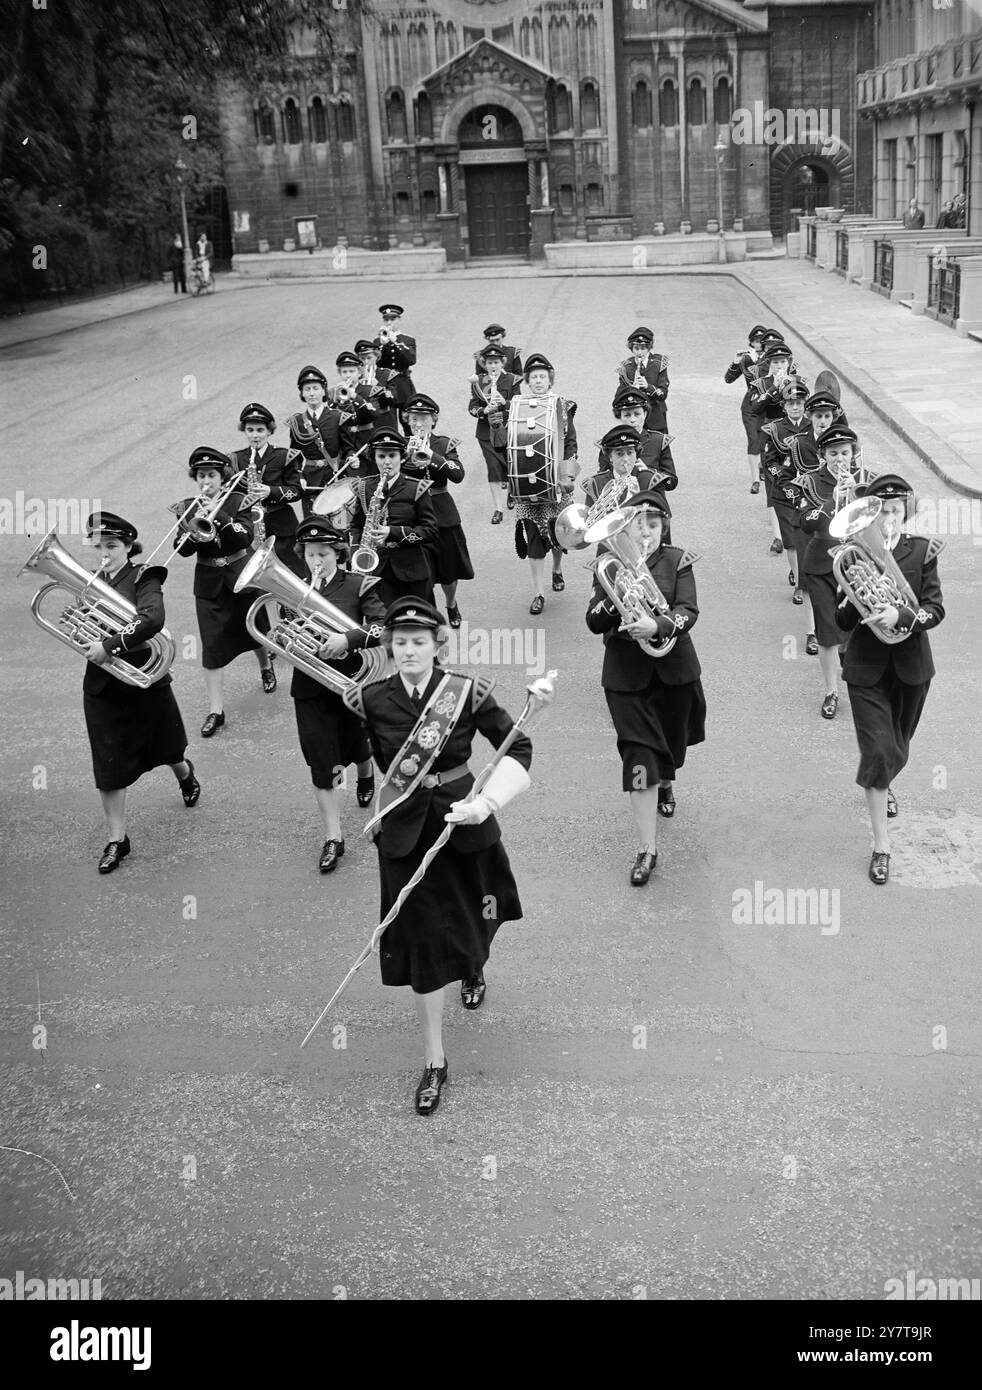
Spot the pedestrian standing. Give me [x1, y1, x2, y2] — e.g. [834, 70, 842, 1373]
[169, 235, 187, 294]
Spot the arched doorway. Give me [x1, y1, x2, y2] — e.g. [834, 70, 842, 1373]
[459, 104, 529, 258]
[772, 142, 853, 239]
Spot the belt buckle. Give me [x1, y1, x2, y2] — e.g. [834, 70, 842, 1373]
[422, 772, 439, 789]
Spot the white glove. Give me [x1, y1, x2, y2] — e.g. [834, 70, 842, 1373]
[445, 795, 493, 826]
[444, 757, 531, 825]
[478, 755, 531, 815]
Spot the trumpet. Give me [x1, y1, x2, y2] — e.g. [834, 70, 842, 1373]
[19, 530, 175, 688]
[830, 497, 919, 644]
[235, 540, 388, 694]
[169, 471, 246, 545]
[584, 508, 677, 658]
[405, 433, 462, 467]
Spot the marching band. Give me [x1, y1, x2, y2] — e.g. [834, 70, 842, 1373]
[19, 302, 947, 1112]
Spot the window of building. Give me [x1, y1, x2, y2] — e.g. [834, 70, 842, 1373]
[255, 103, 276, 144]
[884, 138, 898, 218]
[435, 21, 448, 66]
[557, 183, 575, 215]
[953, 129, 968, 194]
[585, 182, 602, 211]
[714, 76, 732, 126]
[632, 79, 652, 130]
[687, 79, 706, 126]
[421, 189, 438, 217]
[659, 79, 678, 128]
[394, 191, 411, 219]
[335, 100, 355, 143]
[387, 90, 407, 142]
[464, 27, 483, 46]
[580, 81, 600, 130]
[549, 83, 572, 133]
[415, 91, 433, 140]
[927, 132, 943, 213]
[531, 17, 543, 61]
[905, 134, 917, 202]
[309, 97, 327, 145]
[492, 24, 514, 49]
[282, 98, 302, 145]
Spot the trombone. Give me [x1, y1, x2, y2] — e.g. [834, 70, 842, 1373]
[136, 472, 246, 573]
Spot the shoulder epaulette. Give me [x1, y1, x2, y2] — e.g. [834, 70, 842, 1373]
[665, 545, 699, 569]
[915, 535, 945, 562]
[471, 672, 496, 710]
[414, 478, 434, 500]
[135, 563, 167, 585]
[358, 575, 381, 596]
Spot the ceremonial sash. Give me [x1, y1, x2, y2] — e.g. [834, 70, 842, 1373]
[362, 672, 473, 838]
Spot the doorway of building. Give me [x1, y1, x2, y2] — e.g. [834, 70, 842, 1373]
[783, 161, 832, 236]
[464, 164, 530, 257]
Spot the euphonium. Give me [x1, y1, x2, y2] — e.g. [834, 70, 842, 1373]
[555, 471, 639, 551]
[233, 540, 389, 694]
[583, 507, 677, 658]
[829, 497, 918, 645]
[19, 529, 175, 688]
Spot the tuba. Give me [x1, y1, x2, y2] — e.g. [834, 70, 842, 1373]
[19, 530, 175, 688]
[234, 540, 389, 694]
[829, 497, 918, 645]
[555, 472, 640, 551]
[583, 508, 677, 658]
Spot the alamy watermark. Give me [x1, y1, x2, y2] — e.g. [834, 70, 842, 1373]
[720, 101, 842, 158]
[442, 621, 545, 677]
[0, 493, 102, 537]
[732, 880, 840, 936]
[884, 1269, 980, 1300]
[0, 1270, 103, 1299]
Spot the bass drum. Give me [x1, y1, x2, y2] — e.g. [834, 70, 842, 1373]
[507, 392, 562, 504]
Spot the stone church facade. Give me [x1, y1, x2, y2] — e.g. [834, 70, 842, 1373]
[219, 0, 874, 259]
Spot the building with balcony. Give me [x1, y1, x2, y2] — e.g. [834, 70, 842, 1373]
[857, 2, 982, 235]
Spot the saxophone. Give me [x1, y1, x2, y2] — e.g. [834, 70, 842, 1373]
[240, 450, 267, 547]
[349, 475, 391, 575]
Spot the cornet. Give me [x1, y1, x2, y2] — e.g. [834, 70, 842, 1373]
[19, 530, 175, 688]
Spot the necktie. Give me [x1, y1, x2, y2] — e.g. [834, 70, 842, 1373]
[411, 686, 421, 706]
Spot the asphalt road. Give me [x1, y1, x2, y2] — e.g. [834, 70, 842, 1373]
[1, 274, 980, 1300]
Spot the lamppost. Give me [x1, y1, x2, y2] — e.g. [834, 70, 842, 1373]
[713, 140, 727, 263]
[175, 158, 192, 282]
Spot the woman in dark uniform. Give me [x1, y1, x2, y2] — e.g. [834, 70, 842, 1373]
[723, 323, 770, 492]
[468, 342, 521, 523]
[174, 447, 275, 737]
[585, 491, 706, 886]
[343, 597, 533, 1115]
[751, 340, 798, 556]
[760, 376, 810, 598]
[80, 511, 199, 874]
[835, 474, 944, 885]
[400, 392, 474, 629]
[800, 425, 863, 714]
[287, 517, 386, 874]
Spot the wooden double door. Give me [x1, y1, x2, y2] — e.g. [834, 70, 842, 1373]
[464, 163, 530, 258]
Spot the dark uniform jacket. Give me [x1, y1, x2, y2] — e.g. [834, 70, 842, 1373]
[583, 464, 657, 509]
[350, 473, 438, 583]
[288, 405, 342, 499]
[723, 350, 759, 388]
[231, 444, 302, 538]
[343, 667, 533, 858]
[798, 469, 842, 575]
[837, 534, 944, 687]
[175, 500, 255, 597]
[786, 413, 850, 477]
[402, 434, 465, 527]
[346, 370, 402, 440]
[585, 545, 701, 689]
[500, 344, 523, 376]
[83, 562, 173, 695]
[288, 568, 386, 700]
[615, 353, 670, 432]
[469, 370, 521, 445]
[375, 332, 416, 408]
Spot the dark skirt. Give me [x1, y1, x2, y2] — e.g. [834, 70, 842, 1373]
[377, 805, 522, 992]
[196, 583, 260, 670]
[768, 485, 799, 551]
[846, 671, 931, 789]
[805, 570, 846, 647]
[515, 517, 560, 561]
[740, 391, 761, 455]
[373, 571, 435, 611]
[478, 436, 508, 484]
[294, 689, 370, 788]
[84, 678, 187, 791]
[429, 524, 475, 585]
[605, 670, 707, 790]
